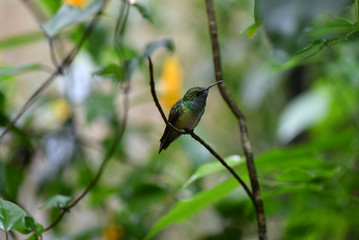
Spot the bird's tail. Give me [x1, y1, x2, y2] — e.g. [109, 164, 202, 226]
[158, 128, 180, 154]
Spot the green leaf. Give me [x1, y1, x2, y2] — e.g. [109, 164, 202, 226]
[0, 32, 43, 50]
[143, 39, 175, 58]
[0, 160, 5, 194]
[24, 216, 44, 235]
[132, 3, 153, 23]
[40, 194, 72, 209]
[144, 178, 239, 240]
[0, 198, 27, 232]
[38, 0, 62, 15]
[241, 22, 261, 38]
[183, 155, 243, 188]
[41, 0, 105, 37]
[94, 63, 125, 82]
[0, 63, 42, 77]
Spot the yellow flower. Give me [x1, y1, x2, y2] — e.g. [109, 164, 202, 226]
[63, 0, 88, 8]
[102, 223, 124, 240]
[160, 55, 183, 110]
[52, 98, 71, 123]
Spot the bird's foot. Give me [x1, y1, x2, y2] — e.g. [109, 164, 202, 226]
[183, 128, 193, 134]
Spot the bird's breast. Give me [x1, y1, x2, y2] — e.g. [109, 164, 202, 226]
[175, 109, 204, 130]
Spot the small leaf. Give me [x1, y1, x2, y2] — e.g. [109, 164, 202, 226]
[0, 32, 43, 50]
[40, 195, 72, 209]
[241, 22, 261, 38]
[0, 63, 42, 76]
[143, 39, 175, 58]
[132, 3, 153, 23]
[0, 198, 27, 232]
[94, 63, 125, 82]
[183, 155, 243, 188]
[41, 0, 105, 37]
[24, 216, 44, 235]
[144, 178, 239, 240]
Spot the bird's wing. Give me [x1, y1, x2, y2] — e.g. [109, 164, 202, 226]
[158, 101, 183, 153]
[168, 100, 183, 124]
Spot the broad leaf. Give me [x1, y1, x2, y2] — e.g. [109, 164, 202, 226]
[41, 0, 105, 37]
[183, 155, 243, 188]
[0, 64, 42, 76]
[143, 39, 175, 58]
[0, 198, 27, 232]
[144, 178, 240, 240]
[40, 195, 72, 209]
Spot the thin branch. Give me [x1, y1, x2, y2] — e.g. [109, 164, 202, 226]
[20, 0, 47, 24]
[49, 38, 60, 68]
[0, 0, 109, 143]
[20, 0, 62, 70]
[44, 209, 66, 231]
[63, 10, 105, 67]
[45, 79, 130, 231]
[114, 0, 130, 60]
[0, 71, 59, 142]
[148, 58, 185, 134]
[147, 57, 254, 203]
[204, 0, 267, 239]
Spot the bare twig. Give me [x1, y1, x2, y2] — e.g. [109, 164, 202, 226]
[148, 57, 254, 203]
[20, 0, 61, 70]
[204, 0, 267, 239]
[0, 71, 59, 142]
[45, 79, 130, 231]
[114, 0, 130, 60]
[20, 0, 47, 24]
[0, 0, 109, 143]
[49, 38, 60, 68]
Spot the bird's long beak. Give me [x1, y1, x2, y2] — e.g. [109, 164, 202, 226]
[204, 80, 223, 91]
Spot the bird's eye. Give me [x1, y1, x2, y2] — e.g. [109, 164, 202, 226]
[195, 92, 201, 97]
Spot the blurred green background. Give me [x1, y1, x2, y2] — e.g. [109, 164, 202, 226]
[0, 0, 358, 239]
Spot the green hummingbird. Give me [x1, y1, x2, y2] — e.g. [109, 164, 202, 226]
[158, 80, 222, 154]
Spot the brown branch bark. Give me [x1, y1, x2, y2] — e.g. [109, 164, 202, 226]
[204, 0, 267, 239]
[148, 57, 254, 203]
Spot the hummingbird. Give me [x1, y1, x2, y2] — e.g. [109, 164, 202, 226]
[158, 80, 222, 154]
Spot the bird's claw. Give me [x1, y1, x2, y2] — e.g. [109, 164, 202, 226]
[183, 128, 193, 134]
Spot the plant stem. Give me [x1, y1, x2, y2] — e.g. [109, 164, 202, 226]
[204, 0, 267, 239]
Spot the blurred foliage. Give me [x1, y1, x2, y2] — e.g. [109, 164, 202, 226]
[1, 0, 359, 240]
